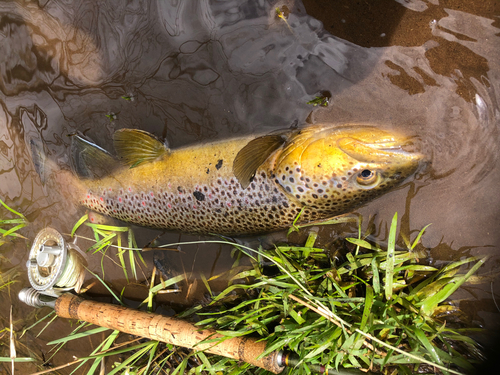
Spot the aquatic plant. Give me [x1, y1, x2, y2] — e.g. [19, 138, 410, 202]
[175, 213, 485, 374]
[28, 212, 486, 375]
[70, 213, 147, 283]
[0, 198, 35, 372]
[0, 198, 28, 246]
[0, 196, 27, 295]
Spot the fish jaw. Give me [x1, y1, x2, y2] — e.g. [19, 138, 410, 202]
[273, 125, 423, 212]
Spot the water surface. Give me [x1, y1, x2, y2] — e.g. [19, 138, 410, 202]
[0, 0, 499, 372]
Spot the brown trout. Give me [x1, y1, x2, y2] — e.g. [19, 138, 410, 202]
[68, 124, 422, 235]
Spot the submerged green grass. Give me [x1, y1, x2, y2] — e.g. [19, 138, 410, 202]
[0, 198, 35, 371]
[30, 212, 487, 375]
[175, 213, 486, 374]
[71, 213, 147, 282]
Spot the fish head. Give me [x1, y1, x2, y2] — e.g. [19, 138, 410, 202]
[274, 125, 423, 212]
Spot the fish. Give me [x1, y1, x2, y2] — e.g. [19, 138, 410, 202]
[64, 124, 422, 236]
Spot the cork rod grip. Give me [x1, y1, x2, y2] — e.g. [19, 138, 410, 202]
[55, 294, 283, 374]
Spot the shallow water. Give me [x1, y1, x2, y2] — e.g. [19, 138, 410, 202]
[1, 0, 499, 372]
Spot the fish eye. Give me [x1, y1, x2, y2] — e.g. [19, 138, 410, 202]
[356, 169, 378, 186]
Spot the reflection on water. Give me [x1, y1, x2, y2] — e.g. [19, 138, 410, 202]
[1, 0, 499, 371]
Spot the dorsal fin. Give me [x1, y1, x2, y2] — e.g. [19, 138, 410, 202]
[70, 135, 118, 179]
[113, 129, 169, 168]
[233, 134, 285, 189]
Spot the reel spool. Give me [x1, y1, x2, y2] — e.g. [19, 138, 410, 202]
[26, 227, 86, 297]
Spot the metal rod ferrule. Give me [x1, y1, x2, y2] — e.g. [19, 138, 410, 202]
[18, 288, 57, 309]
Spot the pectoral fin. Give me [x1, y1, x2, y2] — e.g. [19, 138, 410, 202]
[70, 135, 118, 179]
[233, 134, 285, 189]
[113, 129, 169, 168]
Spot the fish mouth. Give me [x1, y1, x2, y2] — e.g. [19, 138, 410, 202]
[337, 137, 423, 164]
[377, 139, 424, 163]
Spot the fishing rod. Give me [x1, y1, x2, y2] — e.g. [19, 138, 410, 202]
[19, 227, 366, 374]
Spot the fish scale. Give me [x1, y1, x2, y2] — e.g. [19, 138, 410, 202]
[69, 124, 422, 235]
[82, 172, 307, 235]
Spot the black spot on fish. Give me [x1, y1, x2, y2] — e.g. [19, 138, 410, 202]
[205, 168, 209, 174]
[216, 159, 223, 170]
[177, 186, 184, 193]
[193, 191, 205, 201]
[317, 163, 322, 168]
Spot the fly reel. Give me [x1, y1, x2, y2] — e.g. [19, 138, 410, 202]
[26, 227, 86, 297]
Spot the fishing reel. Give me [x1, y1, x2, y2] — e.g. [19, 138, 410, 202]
[22, 227, 86, 300]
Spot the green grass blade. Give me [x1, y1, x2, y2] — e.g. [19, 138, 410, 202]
[85, 223, 129, 232]
[71, 214, 89, 237]
[371, 257, 380, 295]
[201, 273, 213, 296]
[0, 225, 27, 238]
[421, 257, 488, 315]
[48, 326, 110, 345]
[84, 330, 120, 375]
[0, 198, 27, 219]
[116, 234, 128, 282]
[413, 327, 443, 365]
[360, 285, 374, 331]
[0, 219, 27, 225]
[106, 342, 156, 375]
[410, 224, 432, 251]
[88, 233, 116, 254]
[86, 268, 125, 306]
[346, 238, 381, 251]
[385, 213, 398, 300]
[129, 248, 137, 280]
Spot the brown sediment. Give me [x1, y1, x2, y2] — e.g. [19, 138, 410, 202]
[384, 61, 426, 96]
[302, 0, 497, 102]
[301, 0, 499, 47]
[55, 294, 284, 373]
[425, 39, 490, 102]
